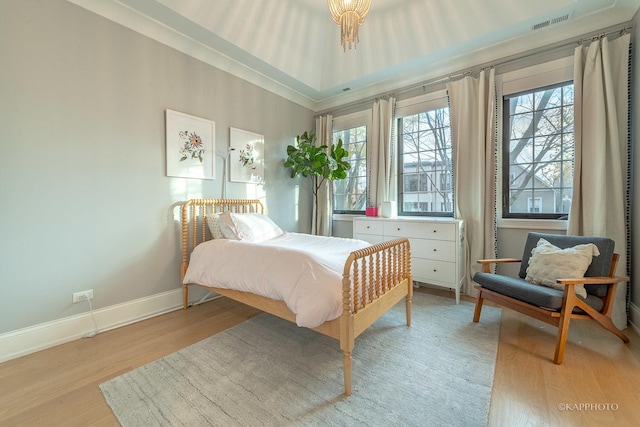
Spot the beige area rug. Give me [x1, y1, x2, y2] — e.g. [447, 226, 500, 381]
[100, 293, 501, 426]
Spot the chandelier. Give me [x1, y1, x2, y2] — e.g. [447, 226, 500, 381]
[327, 0, 371, 51]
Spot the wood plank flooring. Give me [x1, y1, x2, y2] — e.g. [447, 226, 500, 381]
[0, 288, 638, 426]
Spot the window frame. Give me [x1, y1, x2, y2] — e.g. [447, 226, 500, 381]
[396, 91, 453, 217]
[332, 110, 371, 214]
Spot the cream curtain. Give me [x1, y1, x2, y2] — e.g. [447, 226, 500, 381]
[313, 115, 333, 236]
[569, 34, 630, 329]
[369, 98, 396, 209]
[447, 69, 498, 296]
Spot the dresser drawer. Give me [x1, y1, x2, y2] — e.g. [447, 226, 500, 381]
[410, 239, 456, 261]
[413, 259, 456, 284]
[353, 219, 384, 236]
[383, 221, 456, 241]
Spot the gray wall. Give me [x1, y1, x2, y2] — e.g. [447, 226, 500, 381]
[0, 0, 314, 334]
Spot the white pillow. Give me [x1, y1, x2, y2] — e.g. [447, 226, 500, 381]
[205, 213, 225, 239]
[525, 238, 600, 299]
[219, 212, 284, 243]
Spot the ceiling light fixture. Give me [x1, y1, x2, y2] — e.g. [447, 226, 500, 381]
[327, 0, 371, 51]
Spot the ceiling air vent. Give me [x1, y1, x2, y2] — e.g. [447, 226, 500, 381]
[532, 11, 573, 31]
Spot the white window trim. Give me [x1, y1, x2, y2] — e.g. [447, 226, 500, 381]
[499, 219, 568, 231]
[333, 109, 372, 132]
[396, 90, 448, 118]
[500, 56, 573, 96]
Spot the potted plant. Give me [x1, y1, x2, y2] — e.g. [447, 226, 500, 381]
[284, 129, 350, 234]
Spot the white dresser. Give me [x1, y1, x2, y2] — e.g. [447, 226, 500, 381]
[353, 216, 465, 303]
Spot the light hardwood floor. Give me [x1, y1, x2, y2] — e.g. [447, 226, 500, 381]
[1, 288, 639, 426]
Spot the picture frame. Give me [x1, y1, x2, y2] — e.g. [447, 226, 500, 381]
[229, 127, 264, 183]
[165, 109, 215, 180]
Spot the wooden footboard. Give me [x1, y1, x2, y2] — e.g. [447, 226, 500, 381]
[338, 238, 412, 395]
[180, 199, 412, 396]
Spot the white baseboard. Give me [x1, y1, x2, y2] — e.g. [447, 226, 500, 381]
[629, 302, 640, 336]
[0, 289, 188, 363]
[5, 291, 636, 364]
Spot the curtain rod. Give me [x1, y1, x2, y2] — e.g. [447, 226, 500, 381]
[319, 23, 632, 117]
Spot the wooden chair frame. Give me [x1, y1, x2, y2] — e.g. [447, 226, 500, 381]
[473, 255, 629, 364]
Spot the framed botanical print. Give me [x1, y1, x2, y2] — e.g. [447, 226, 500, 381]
[229, 127, 264, 183]
[166, 109, 215, 179]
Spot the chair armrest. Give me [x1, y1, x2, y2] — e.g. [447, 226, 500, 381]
[476, 258, 521, 273]
[556, 276, 630, 285]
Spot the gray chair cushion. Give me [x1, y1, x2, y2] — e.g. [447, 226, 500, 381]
[474, 272, 604, 312]
[474, 272, 562, 309]
[517, 233, 615, 297]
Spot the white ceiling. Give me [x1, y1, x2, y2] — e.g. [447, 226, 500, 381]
[69, 0, 640, 111]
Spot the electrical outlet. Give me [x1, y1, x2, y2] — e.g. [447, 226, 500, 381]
[72, 289, 94, 303]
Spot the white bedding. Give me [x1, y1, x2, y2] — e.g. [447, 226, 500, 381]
[182, 232, 371, 328]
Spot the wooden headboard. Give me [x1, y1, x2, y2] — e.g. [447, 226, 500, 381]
[180, 199, 265, 279]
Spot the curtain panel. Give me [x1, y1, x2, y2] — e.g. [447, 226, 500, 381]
[314, 115, 333, 236]
[569, 33, 630, 329]
[446, 69, 498, 296]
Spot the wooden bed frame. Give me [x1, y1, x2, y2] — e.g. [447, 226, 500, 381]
[180, 199, 413, 396]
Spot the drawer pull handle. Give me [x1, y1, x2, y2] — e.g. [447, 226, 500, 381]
[433, 249, 437, 251]
[433, 269, 437, 272]
[433, 230, 437, 233]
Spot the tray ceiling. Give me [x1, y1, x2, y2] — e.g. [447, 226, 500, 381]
[68, 0, 639, 111]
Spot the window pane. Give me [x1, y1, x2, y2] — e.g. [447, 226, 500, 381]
[333, 125, 366, 212]
[510, 112, 533, 140]
[398, 105, 453, 216]
[504, 82, 574, 218]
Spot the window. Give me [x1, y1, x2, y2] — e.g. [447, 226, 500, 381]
[332, 111, 370, 213]
[503, 81, 574, 219]
[397, 93, 453, 216]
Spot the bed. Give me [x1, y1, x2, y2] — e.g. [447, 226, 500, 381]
[180, 198, 412, 396]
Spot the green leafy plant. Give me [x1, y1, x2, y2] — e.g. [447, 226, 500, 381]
[284, 129, 350, 233]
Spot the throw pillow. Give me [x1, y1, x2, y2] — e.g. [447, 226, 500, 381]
[205, 213, 225, 239]
[525, 238, 600, 299]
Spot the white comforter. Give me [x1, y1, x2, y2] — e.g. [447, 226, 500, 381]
[182, 232, 371, 328]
